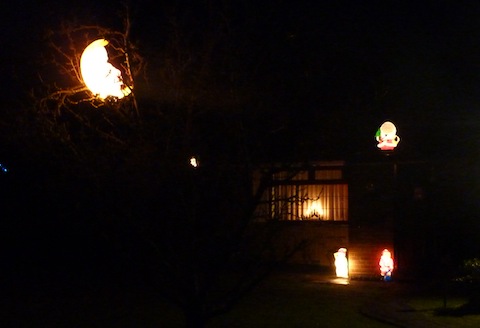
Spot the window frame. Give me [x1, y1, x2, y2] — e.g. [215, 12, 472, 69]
[256, 163, 349, 222]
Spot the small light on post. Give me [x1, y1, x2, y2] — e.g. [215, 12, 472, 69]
[375, 121, 400, 151]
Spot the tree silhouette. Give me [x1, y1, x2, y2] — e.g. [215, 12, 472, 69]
[18, 5, 302, 327]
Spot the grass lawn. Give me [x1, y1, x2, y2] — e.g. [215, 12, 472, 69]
[407, 293, 480, 328]
[211, 273, 480, 327]
[5, 272, 390, 327]
[209, 273, 394, 327]
[6, 271, 480, 327]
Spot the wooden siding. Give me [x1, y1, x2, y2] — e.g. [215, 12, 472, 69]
[269, 222, 349, 267]
[348, 226, 394, 278]
[265, 222, 393, 278]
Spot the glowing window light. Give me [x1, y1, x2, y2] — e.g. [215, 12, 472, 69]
[375, 121, 400, 151]
[80, 39, 132, 100]
[379, 249, 394, 281]
[334, 248, 349, 278]
[305, 200, 324, 219]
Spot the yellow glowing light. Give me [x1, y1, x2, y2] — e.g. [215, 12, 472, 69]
[190, 156, 199, 168]
[80, 39, 131, 100]
[334, 248, 349, 278]
[305, 200, 324, 218]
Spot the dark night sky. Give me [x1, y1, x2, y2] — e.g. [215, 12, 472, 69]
[2, 0, 480, 161]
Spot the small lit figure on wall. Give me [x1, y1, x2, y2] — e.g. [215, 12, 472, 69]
[190, 156, 199, 168]
[379, 249, 394, 281]
[334, 248, 349, 278]
[375, 121, 400, 151]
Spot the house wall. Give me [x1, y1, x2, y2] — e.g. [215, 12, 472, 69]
[255, 157, 480, 279]
[348, 225, 394, 278]
[347, 160, 396, 278]
[266, 221, 394, 278]
[270, 221, 348, 268]
[347, 158, 440, 279]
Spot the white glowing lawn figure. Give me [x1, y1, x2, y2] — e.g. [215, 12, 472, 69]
[334, 248, 349, 278]
[80, 39, 131, 100]
[379, 249, 394, 281]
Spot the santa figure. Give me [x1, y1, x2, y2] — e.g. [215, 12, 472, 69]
[379, 249, 394, 281]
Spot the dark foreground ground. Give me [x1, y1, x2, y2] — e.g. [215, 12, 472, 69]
[2, 266, 480, 327]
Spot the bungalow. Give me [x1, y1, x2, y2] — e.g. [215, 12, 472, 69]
[253, 157, 451, 280]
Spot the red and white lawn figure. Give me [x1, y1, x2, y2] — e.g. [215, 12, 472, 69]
[379, 249, 394, 281]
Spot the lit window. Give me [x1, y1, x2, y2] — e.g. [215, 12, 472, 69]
[255, 163, 348, 221]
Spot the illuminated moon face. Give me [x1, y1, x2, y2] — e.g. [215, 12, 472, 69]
[80, 39, 131, 100]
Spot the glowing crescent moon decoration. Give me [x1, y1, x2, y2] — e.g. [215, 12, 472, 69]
[80, 39, 132, 100]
